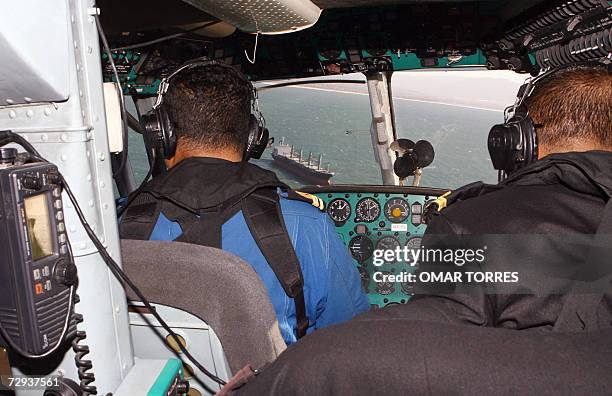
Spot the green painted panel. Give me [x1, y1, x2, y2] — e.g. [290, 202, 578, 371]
[311, 189, 444, 307]
[147, 358, 184, 396]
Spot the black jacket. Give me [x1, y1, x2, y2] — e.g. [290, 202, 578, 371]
[235, 152, 612, 396]
[366, 151, 612, 332]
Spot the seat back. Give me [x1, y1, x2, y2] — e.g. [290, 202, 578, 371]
[120, 239, 287, 374]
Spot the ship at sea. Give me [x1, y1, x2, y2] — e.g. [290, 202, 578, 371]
[271, 137, 335, 185]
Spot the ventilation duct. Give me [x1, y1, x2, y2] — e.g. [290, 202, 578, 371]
[182, 0, 321, 34]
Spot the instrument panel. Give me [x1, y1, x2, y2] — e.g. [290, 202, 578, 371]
[301, 185, 447, 308]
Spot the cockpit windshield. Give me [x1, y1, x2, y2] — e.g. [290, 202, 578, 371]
[255, 70, 524, 189]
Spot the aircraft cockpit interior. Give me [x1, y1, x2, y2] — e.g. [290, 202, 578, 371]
[0, 0, 611, 395]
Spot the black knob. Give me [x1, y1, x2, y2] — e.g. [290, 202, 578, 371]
[53, 259, 78, 286]
[0, 147, 17, 165]
[22, 175, 42, 190]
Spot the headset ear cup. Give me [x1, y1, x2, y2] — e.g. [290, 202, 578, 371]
[157, 107, 176, 159]
[142, 110, 159, 148]
[488, 122, 519, 172]
[249, 127, 269, 160]
[520, 115, 538, 164]
[244, 114, 260, 160]
[140, 107, 176, 160]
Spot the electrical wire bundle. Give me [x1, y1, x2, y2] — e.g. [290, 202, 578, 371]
[0, 131, 227, 391]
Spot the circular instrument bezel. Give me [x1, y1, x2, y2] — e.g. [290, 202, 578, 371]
[348, 235, 374, 262]
[375, 271, 395, 295]
[404, 236, 423, 265]
[326, 198, 352, 224]
[375, 236, 401, 263]
[355, 197, 381, 223]
[384, 197, 410, 223]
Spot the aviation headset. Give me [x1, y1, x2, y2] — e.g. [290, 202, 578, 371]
[487, 59, 611, 179]
[141, 58, 269, 162]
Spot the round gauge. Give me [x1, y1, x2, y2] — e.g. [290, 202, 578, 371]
[327, 198, 351, 224]
[405, 237, 422, 249]
[384, 198, 410, 223]
[348, 235, 374, 262]
[376, 271, 395, 295]
[355, 197, 381, 223]
[375, 236, 401, 263]
[405, 237, 423, 265]
[401, 281, 414, 296]
[357, 266, 370, 293]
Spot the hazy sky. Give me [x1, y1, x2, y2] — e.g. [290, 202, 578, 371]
[259, 69, 526, 112]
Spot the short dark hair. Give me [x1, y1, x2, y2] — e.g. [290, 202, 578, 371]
[163, 63, 253, 152]
[527, 66, 611, 149]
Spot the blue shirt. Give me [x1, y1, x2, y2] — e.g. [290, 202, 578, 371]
[149, 194, 370, 344]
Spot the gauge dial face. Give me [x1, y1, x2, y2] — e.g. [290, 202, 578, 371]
[405, 237, 422, 250]
[375, 236, 401, 263]
[401, 281, 414, 296]
[327, 198, 351, 223]
[384, 198, 410, 223]
[355, 197, 381, 223]
[405, 237, 423, 265]
[348, 235, 374, 262]
[376, 271, 395, 295]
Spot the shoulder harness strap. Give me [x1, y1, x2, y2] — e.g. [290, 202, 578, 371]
[119, 192, 162, 240]
[241, 187, 310, 339]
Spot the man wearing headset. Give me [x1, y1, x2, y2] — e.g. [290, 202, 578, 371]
[232, 64, 612, 394]
[119, 60, 369, 345]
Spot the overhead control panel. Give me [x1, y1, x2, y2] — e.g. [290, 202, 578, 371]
[302, 185, 447, 308]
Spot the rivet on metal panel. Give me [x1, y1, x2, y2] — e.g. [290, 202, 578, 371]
[100, 181, 106, 188]
[88, 200, 94, 208]
[115, 306, 120, 313]
[87, 174, 92, 181]
[26, 110, 33, 118]
[98, 153, 105, 161]
[41, 134, 48, 142]
[44, 108, 52, 116]
[24, 97, 32, 103]
[69, 225, 77, 233]
[79, 242, 87, 250]
[103, 203, 109, 210]
[8, 111, 16, 119]
[60, 134, 68, 142]
[79, 90, 83, 97]
[73, 41, 78, 49]
[87, 46, 93, 54]
[6, 99, 14, 105]
[71, 15, 75, 23]
[76, 64, 81, 72]
[60, 154, 68, 162]
[86, 151, 91, 158]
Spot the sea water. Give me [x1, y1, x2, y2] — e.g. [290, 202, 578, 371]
[127, 86, 501, 190]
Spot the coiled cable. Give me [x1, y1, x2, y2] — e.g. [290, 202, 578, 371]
[71, 306, 97, 396]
